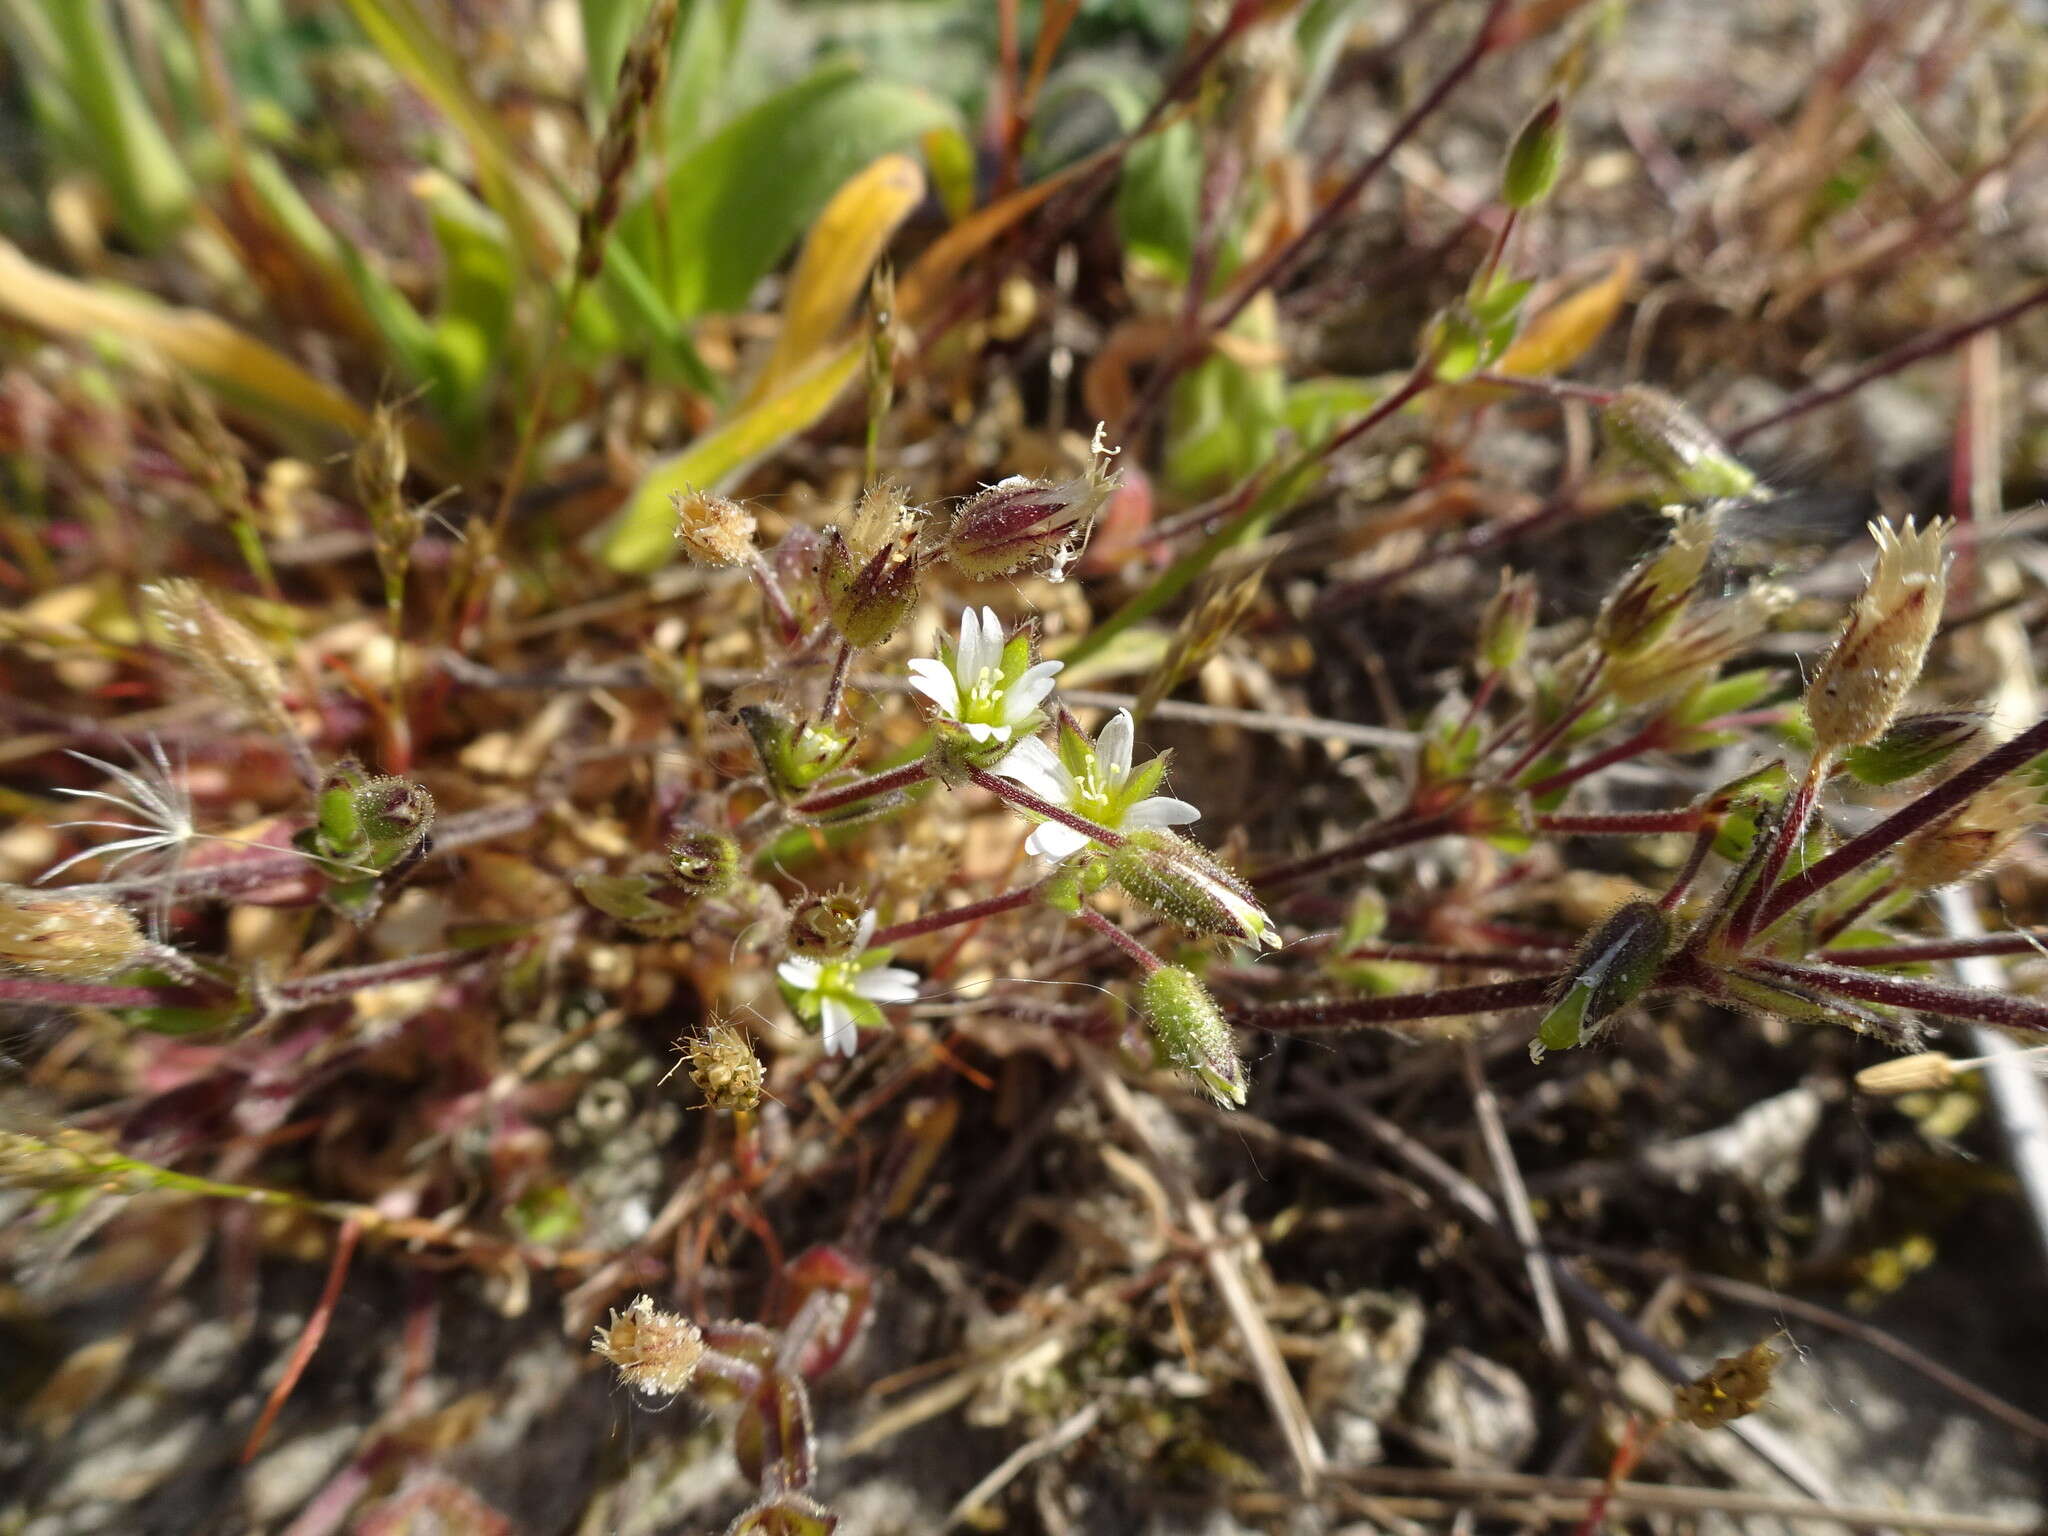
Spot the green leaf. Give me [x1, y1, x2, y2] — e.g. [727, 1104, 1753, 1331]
[1118, 117, 1201, 282]
[620, 60, 956, 318]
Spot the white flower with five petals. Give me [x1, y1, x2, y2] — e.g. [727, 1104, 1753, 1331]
[992, 709, 1199, 859]
[907, 607, 1063, 747]
[775, 912, 920, 1057]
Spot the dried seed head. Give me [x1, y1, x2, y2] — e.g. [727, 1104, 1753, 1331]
[1533, 899, 1669, 1059]
[1673, 1338, 1781, 1429]
[143, 579, 291, 733]
[1500, 97, 1566, 208]
[592, 1294, 704, 1396]
[354, 403, 419, 584]
[1855, 1052, 1959, 1096]
[686, 1022, 764, 1112]
[1600, 386, 1757, 502]
[0, 1128, 126, 1191]
[1106, 829, 1280, 950]
[1840, 709, 1988, 788]
[0, 887, 150, 979]
[673, 489, 759, 567]
[1478, 569, 1539, 674]
[1805, 519, 1949, 755]
[668, 824, 740, 902]
[1895, 778, 2041, 890]
[1594, 510, 1715, 658]
[578, 0, 681, 285]
[1140, 965, 1246, 1107]
[943, 473, 1109, 581]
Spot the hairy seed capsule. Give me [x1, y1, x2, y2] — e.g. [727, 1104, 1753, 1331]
[0, 887, 150, 979]
[1140, 965, 1246, 1107]
[668, 825, 740, 902]
[1593, 511, 1715, 658]
[592, 1295, 704, 1396]
[786, 889, 868, 957]
[1805, 519, 1949, 754]
[1533, 899, 1669, 1058]
[819, 524, 920, 648]
[1600, 386, 1757, 502]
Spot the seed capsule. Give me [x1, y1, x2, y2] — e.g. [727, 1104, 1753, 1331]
[1805, 519, 1949, 754]
[1533, 899, 1669, 1058]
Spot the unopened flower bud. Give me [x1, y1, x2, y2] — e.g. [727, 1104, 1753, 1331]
[1855, 1052, 1959, 1096]
[1841, 710, 1987, 787]
[1605, 585, 1792, 707]
[1533, 899, 1669, 1059]
[1594, 511, 1714, 658]
[0, 887, 149, 979]
[943, 473, 1109, 580]
[300, 760, 436, 920]
[1501, 98, 1566, 208]
[1600, 386, 1757, 502]
[1140, 965, 1246, 1107]
[1478, 570, 1539, 674]
[592, 1295, 704, 1396]
[668, 825, 740, 902]
[1107, 829, 1279, 949]
[819, 524, 920, 648]
[143, 578, 291, 734]
[1895, 779, 2040, 889]
[673, 489, 758, 567]
[786, 889, 867, 957]
[1806, 519, 1948, 754]
[686, 1022, 764, 1112]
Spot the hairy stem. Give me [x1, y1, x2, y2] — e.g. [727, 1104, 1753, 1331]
[1254, 812, 1455, 892]
[966, 765, 1128, 849]
[1076, 907, 1165, 972]
[1743, 956, 2048, 1035]
[1820, 930, 2048, 967]
[1236, 974, 1558, 1033]
[871, 886, 1039, 946]
[791, 759, 933, 817]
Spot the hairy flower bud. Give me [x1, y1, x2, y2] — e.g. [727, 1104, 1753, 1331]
[143, 578, 291, 734]
[1841, 710, 1987, 787]
[673, 489, 759, 567]
[1593, 511, 1715, 658]
[1106, 829, 1279, 949]
[0, 887, 149, 979]
[725, 1492, 838, 1536]
[1604, 585, 1792, 707]
[686, 1022, 764, 1112]
[1533, 899, 1669, 1059]
[1600, 386, 1757, 503]
[1501, 98, 1566, 208]
[1806, 519, 1949, 754]
[298, 760, 436, 921]
[668, 824, 740, 902]
[943, 473, 1109, 580]
[592, 1295, 704, 1396]
[1140, 965, 1246, 1107]
[1895, 779, 2041, 890]
[1478, 570, 1539, 674]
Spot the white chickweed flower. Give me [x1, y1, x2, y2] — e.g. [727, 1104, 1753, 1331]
[775, 911, 920, 1057]
[906, 606, 1063, 748]
[992, 709, 1199, 859]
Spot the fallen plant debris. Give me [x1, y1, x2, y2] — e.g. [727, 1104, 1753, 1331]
[4, 1, 2048, 1532]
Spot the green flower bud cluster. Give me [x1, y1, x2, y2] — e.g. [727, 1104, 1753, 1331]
[296, 759, 435, 922]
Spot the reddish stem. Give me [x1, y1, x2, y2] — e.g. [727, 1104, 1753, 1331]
[1335, 941, 1566, 972]
[1522, 716, 1675, 798]
[1237, 974, 1557, 1033]
[242, 1216, 362, 1463]
[1725, 758, 1827, 945]
[0, 976, 168, 1008]
[1742, 957, 2048, 1034]
[1820, 931, 2048, 967]
[1253, 812, 1455, 892]
[1536, 810, 1706, 837]
[1753, 713, 2048, 933]
[791, 759, 933, 816]
[966, 765, 1127, 849]
[871, 886, 1039, 946]
[1076, 907, 1164, 973]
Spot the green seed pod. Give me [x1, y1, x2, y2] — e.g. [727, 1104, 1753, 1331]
[1841, 710, 1986, 787]
[1600, 385, 1757, 503]
[1501, 98, 1566, 208]
[1532, 899, 1669, 1059]
[1140, 965, 1246, 1108]
[1106, 829, 1278, 949]
[668, 824, 740, 901]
